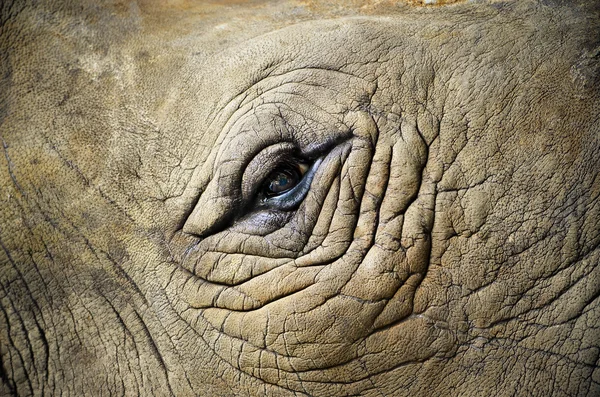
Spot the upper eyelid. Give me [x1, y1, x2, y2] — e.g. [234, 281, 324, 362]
[240, 142, 298, 201]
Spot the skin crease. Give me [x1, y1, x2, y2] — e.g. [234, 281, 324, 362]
[1, 0, 599, 395]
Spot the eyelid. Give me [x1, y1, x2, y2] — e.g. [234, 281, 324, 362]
[240, 142, 297, 202]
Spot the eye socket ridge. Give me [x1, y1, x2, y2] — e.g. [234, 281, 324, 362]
[258, 157, 322, 211]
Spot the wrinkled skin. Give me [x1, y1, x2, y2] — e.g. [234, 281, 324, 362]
[1, 0, 599, 395]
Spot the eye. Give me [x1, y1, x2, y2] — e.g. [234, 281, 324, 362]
[263, 161, 310, 197]
[257, 157, 322, 211]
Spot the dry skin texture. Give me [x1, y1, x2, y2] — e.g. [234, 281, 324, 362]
[1, 0, 599, 396]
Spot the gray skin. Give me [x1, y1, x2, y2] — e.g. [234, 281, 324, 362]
[1, 0, 599, 395]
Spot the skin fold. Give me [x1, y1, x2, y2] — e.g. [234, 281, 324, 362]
[1, 0, 599, 395]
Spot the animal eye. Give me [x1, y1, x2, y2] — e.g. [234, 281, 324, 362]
[257, 157, 322, 211]
[263, 162, 309, 197]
